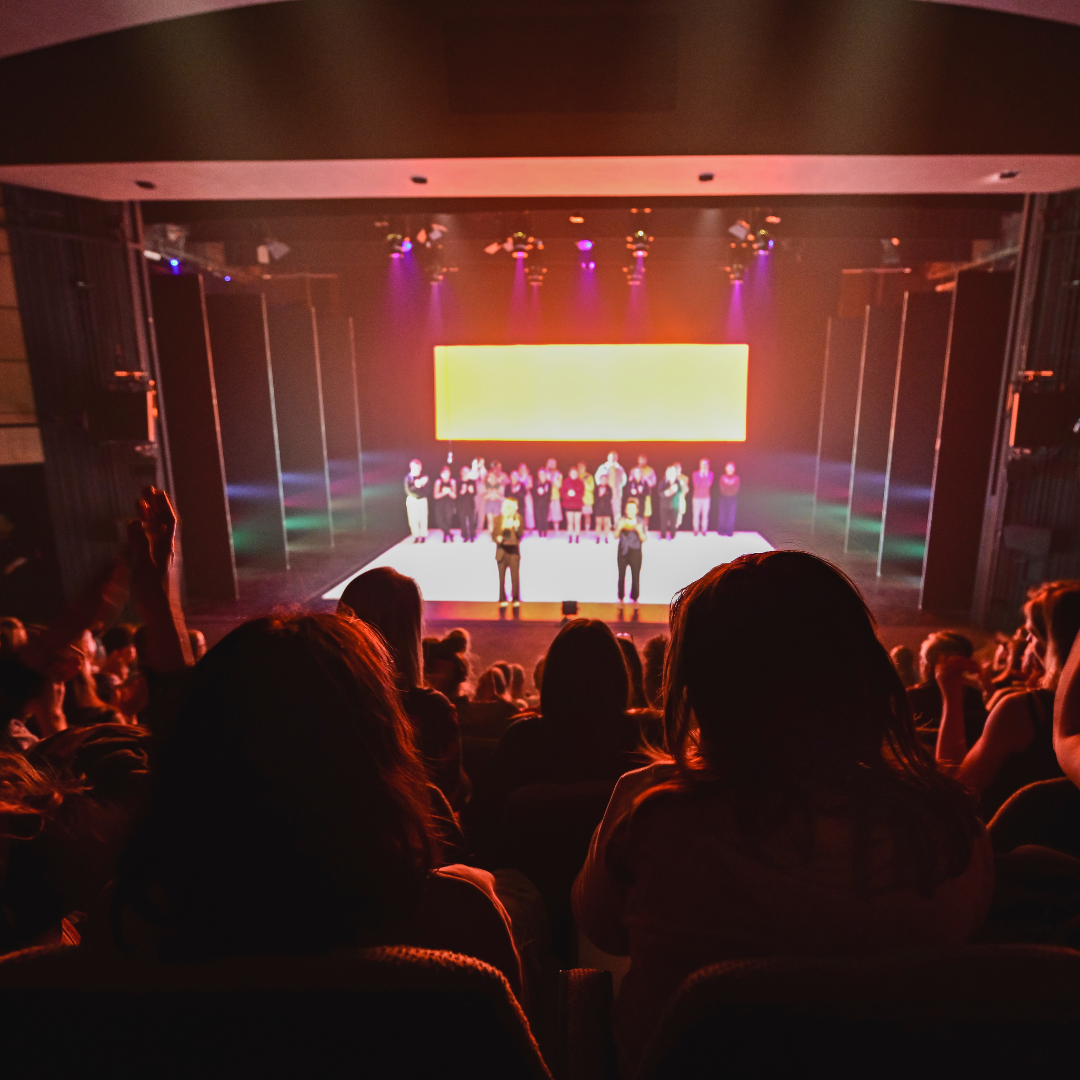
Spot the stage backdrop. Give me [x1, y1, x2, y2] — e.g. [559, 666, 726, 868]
[433, 343, 748, 442]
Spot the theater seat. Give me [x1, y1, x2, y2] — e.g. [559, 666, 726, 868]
[0, 944, 552, 1079]
[636, 945, 1080, 1079]
[988, 777, 1080, 858]
[495, 781, 616, 964]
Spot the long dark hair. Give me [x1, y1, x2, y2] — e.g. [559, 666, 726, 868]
[338, 567, 423, 688]
[116, 613, 437, 959]
[541, 619, 630, 726]
[659, 551, 980, 895]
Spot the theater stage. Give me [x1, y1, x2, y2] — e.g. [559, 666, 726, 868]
[323, 530, 774, 624]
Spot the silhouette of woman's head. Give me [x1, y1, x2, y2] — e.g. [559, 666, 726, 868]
[119, 613, 436, 958]
[338, 567, 423, 689]
[541, 619, 629, 726]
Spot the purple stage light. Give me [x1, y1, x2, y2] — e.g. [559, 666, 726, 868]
[576, 239, 594, 251]
[224, 275, 231, 281]
[401, 239, 413, 253]
[169, 259, 179, 267]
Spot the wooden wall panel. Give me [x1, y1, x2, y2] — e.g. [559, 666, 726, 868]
[266, 303, 333, 549]
[317, 313, 364, 533]
[812, 315, 864, 536]
[205, 292, 289, 569]
[922, 270, 1015, 613]
[846, 305, 902, 555]
[879, 291, 952, 576]
[150, 274, 237, 601]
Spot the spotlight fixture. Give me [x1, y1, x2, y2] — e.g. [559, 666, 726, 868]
[576, 239, 594, 252]
[626, 230, 652, 256]
[623, 262, 646, 286]
[427, 263, 448, 284]
[526, 264, 547, 286]
[880, 237, 902, 268]
[387, 233, 413, 258]
[582, 259, 596, 271]
[765, 214, 781, 225]
[751, 228, 772, 255]
[257, 239, 291, 264]
[485, 232, 542, 258]
[569, 215, 585, 224]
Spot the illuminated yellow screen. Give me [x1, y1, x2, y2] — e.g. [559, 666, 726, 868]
[434, 343, 748, 441]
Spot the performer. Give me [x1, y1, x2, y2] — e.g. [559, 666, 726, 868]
[562, 467, 584, 543]
[636, 454, 657, 523]
[545, 457, 563, 530]
[483, 459, 506, 533]
[596, 452, 626, 518]
[593, 476, 614, 542]
[673, 461, 690, 531]
[658, 465, 681, 540]
[692, 457, 714, 535]
[494, 497, 523, 608]
[719, 461, 741, 536]
[547, 469, 563, 534]
[404, 459, 429, 543]
[625, 467, 649, 532]
[577, 460, 595, 533]
[457, 465, 477, 542]
[615, 497, 647, 606]
[433, 465, 457, 542]
[517, 461, 535, 531]
[472, 458, 488, 534]
[508, 469, 528, 522]
[534, 468, 552, 537]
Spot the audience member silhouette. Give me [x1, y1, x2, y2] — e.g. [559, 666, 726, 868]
[573, 551, 991, 1074]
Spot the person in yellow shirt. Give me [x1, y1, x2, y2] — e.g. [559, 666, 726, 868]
[577, 460, 595, 534]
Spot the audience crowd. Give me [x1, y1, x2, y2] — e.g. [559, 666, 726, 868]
[2, 489, 1080, 1073]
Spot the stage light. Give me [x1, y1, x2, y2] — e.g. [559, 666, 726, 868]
[699, 172, 714, 182]
[728, 264, 744, 283]
[626, 230, 652, 256]
[728, 220, 751, 242]
[582, 259, 596, 270]
[880, 237, 902, 268]
[411, 175, 428, 184]
[511, 231, 532, 258]
[169, 259, 179, 267]
[427, 264, 447, 284]
[387, 233, 412, 258]
[765, 214, 781, 225]
[752, 228, 771, 254]
[623, 261, 646, 286]
[576, 239, 594, 251]
[142, 250, 162, 261]
[569, 215, 585, 224]
[526, 264, 547, 286]
[224, 275, 231, 282]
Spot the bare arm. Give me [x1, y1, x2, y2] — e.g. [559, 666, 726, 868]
[1054, 632, 1080, 787]
[935, 655, 976, 771]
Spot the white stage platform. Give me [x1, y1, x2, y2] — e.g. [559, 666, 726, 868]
[323, 530, 773, 607]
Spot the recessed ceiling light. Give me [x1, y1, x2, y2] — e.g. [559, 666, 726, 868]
[135, 180, 156, 190]
[569, 215, 585, 223]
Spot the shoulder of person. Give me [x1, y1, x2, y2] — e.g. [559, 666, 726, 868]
[406, 685, 456, 720]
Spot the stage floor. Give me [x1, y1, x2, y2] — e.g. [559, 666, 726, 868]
[323, 530, 773, 621]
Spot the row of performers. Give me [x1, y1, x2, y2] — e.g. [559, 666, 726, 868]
[403, 453, 741, 542]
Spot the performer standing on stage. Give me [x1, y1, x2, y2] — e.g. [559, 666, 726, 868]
[577, 460, 595, 534]
[404, 459, 430, 543]
[534, 469, 552, 537]
[433, 464, 457, 542]
[562, 467, 584, 543]
[674, 460, 690, 532]
[615, 498, 647, 607]
[593, 476, 614, 542]
[659, 465, 681, 540]
[596, 452, 626, 519]
[625, 466, 649, 533]
[636, 455, 657, 524]
[719, 461, 741, 535]
[483, 459, 507, 533]
[494, 497, 523, 608]
[692, 457, 714, 535]
[508, 468, 528, 525]
[457, 465, 477, 542]
[472, 458, 487, 534]
[545, 457, 563, 530]
[517, 461, 536, 531]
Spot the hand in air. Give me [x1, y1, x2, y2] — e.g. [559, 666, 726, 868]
[935, 654, 981, 697]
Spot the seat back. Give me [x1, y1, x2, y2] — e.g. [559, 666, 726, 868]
[637, 945, 1080, 1079]
[497, 781, 616, 963]
[0, 944, 552, 1079]
[988, 776, 1080, 857]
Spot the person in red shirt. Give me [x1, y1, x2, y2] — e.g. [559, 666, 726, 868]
[561, 468, 584, 543]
